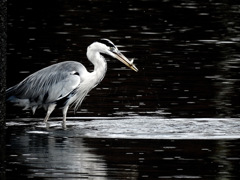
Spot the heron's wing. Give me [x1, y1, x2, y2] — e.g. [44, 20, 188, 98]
[8, 61, 87, 105]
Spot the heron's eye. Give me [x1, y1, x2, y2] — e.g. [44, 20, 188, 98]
[110, 47, 115, 52]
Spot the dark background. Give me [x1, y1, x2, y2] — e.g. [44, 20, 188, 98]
[7, 0, 240, 119]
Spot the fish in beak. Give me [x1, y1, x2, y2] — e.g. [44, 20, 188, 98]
[111, 49, 138, 72]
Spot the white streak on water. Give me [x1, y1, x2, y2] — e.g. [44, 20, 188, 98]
[7, 117, 240, 140]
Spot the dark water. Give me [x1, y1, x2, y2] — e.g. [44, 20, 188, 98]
[4, 0, 240, 179]
[5, 118, 240, 179]
[7, 0, 240, 118]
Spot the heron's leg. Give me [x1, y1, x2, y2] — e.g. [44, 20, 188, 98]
[62, 106, 69, 129]
[62, 105, 69, 123]
[44, 104, 56, 123]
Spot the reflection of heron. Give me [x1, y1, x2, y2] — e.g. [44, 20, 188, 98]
[7, 39, 138, 124]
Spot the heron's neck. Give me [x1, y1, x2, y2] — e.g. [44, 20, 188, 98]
[87, 50, 107, 84]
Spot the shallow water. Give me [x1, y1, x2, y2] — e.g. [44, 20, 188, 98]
[5, 117, 240, 179]
[7, 117, 240, 140]
[5, 0, 240, 179]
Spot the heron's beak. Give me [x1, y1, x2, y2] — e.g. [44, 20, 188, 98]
[112, 50, 138, 72]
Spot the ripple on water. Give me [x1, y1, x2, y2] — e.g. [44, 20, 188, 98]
[6, 117, 240, 140]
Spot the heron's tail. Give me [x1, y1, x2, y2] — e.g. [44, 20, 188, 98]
[6, 86, 30, 110]
[6, 86, 16, 101]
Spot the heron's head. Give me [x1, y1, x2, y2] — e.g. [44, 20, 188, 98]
[88, 39, 138, 72]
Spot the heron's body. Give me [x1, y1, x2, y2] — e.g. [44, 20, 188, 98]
[6, 39, 138, 124]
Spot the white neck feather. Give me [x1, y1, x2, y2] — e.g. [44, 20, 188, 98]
[86, 49, 107, 85]
[71, 49, 107, 111]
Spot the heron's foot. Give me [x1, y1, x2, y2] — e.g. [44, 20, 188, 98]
[43, 118, 48, 123]
[45, 122, 50, 129]
[62, 121, 67, 130]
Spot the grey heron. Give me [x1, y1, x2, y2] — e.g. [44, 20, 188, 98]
[7, 39, 138, 124]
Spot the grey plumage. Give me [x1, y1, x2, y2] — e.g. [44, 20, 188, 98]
[7, 39, 138, 124]
[7, 61, 86, 111]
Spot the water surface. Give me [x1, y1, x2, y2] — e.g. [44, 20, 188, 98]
[5, 117, 240, 179]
